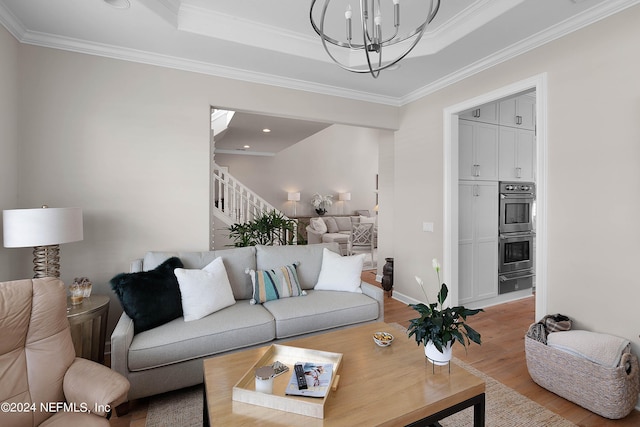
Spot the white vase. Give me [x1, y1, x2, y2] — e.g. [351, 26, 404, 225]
[424, 340, 452, 365]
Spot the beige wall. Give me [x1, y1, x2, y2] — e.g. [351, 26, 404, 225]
[215, 124, 381, 214]
[3, 44, 397, 333]
[389, 5, 640, 354]
[4, 4, 640, 355]
[0, 25, 19, 278]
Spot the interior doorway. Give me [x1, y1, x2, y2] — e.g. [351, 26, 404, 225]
[443, 74, 548, 321]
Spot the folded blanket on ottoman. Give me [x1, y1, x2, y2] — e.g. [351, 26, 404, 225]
[547, 330, 630, 368]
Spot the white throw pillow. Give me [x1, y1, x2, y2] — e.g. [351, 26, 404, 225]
[314, 248, 364, 293]
[310, 217, 328, 233]
[174, 257, 236, 322]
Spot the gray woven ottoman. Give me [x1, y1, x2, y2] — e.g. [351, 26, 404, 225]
[525, 333, 639, 419]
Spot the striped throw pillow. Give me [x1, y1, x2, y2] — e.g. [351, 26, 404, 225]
[247, 262, 306, 304]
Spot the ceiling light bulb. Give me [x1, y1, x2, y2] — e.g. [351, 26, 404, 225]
[243, 145, 250, 149]
[262, 128, 271, 133]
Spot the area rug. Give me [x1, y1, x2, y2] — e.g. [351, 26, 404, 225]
[145, 332, 577, 427]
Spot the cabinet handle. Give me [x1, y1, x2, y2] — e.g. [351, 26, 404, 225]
[516, 115, 522, 125]
[473, 164, 480, 177]
[516, 167, 522, 178]
[474, 185, 479, 197]
[474, 108, 481, 118]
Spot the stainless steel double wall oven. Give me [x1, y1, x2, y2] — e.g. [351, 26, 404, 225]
[498, 182, 535, 294]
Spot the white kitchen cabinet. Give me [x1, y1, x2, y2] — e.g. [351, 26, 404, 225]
[459, 120, 499, 181]
[459, 181, 498, 304]
[499, 94, 536, 130]
[458, 181, 498, 304]
[499, 127, 535, 181]
[459, 101, 499, 125]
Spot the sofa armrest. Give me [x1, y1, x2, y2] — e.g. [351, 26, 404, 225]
[110, 311, 134, 381]
[306, 226, 324, 244]
[361, 281, 384, 322]
[63, 358, 130, 417]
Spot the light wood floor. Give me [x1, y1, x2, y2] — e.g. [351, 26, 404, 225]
[109, 270, 640, 426]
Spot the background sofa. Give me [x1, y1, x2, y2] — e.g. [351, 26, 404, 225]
[110, 242, 384, 402]
[306, 215, 378, 254]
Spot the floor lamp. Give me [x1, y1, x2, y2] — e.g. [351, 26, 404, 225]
[3, 206, 83, 278]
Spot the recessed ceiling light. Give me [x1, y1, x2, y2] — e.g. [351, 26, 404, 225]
[243, 145, 251, 149]
[104, 0, 130, 9]
[262, 128, 271, 133]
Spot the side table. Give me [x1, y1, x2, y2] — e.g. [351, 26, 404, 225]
[66, 295, 110, 364]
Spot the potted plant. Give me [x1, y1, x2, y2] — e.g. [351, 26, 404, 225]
[227, 210, 297, 247]
[407, 259, 483, 365]
[310, 193, 333, 215]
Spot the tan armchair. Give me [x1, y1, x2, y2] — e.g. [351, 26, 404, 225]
[0, 278, 130, 427]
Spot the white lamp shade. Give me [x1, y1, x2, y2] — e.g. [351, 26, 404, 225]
[287, 192, 301, 201]
[3, 207, 83, 248]
[339, 192, 351, 201]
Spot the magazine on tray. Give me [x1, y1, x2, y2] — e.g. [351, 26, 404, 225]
[285, 362, 334, 398]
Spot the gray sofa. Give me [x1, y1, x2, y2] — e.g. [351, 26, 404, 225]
[110, 243, 384, 402]
[306, 216, 378, 254]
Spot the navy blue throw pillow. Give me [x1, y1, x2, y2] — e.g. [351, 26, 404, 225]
[110, 257, 184, 334]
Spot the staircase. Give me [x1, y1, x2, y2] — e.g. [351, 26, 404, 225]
[211, 163, 299, 246]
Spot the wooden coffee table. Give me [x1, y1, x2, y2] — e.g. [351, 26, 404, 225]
[203, 322, 485, 426]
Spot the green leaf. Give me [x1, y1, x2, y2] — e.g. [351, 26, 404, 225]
[438, 283, 448, 305]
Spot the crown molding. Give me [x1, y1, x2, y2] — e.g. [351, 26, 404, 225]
[0, 1, 25, 40]
[1, 0, 639, 108]
[214, 149, 275, 157]
[401, 0, 640, 105]
[15, 29, 402, 106]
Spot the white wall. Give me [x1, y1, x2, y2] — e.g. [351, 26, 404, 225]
[216, 124, 381, 212]
[390, 5, 640, 354]
[0, 25, 19, 279]
[6, 44, 398, 334]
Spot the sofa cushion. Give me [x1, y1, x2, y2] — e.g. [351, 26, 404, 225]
[128, 300, 275, 371]
[142, 247, 256, 300]
[324, 217, 339, 233]
[310, 217, 327, 233]
[174, 257, 236, 322]
[248, 263, 306, 304]
[315, 248, 364, 293]
[256, 244, 339, 290]
[321, 233, 349, 245]
[359, 215, 377, 225]
[334, 216, 352, 231]
[210, 247, 256, 300]
[263, 290, 379, 338]
[110, 257, 184, 334]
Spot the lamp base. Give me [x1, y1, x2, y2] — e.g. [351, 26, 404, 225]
[33, 245, 61, 278]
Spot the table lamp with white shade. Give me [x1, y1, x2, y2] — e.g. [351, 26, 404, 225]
[287, 192, 300, 216]
[339, 192, 351, 214]
[3, 206, 83, 278]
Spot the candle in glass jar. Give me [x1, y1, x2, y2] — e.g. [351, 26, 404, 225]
[255, 366, 275, 394]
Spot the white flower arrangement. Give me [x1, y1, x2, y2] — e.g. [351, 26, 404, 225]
[311, 193, 333, 209]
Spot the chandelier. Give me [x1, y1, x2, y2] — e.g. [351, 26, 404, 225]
[310, 0, 441, 78]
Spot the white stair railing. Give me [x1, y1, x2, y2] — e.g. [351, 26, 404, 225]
[212, 164, 298, 245]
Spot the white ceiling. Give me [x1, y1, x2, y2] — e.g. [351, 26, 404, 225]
[1, 0, 637, 106]
[213, 110, 332, 155]
[1, 0, 637, 154]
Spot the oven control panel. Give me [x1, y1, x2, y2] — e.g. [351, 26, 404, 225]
[500, 182, 535, 195]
